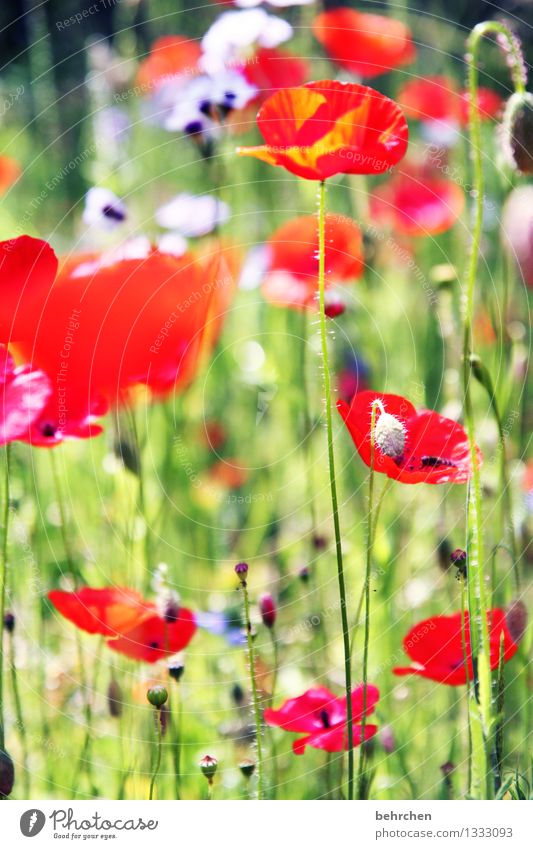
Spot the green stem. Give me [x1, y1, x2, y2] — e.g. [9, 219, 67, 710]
[464, 19, 527, 798]
[149, 710, 163, 800]
[0, 444, 11, 752]
[357, 401, 378, 799]
[8, 631, 30, 797]
[241, 579, 264, 799]
[317, 179, 354, 799]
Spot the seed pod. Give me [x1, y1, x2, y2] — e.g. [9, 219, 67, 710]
[107, 679, 123, 718]
[199, 754, 218, 781]
[0, 750, 14, 798]
[502, 92, 533, 175]
[505, 599, 528, 644]
[239, 759, 256, 779]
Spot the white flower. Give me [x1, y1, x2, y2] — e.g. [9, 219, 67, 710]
[82, 187, 127, 230]
[238, 245, 272, 290]
[157, 232, 188, 257]
[155, 193, 230, 237]
[201, 9, 292, 74]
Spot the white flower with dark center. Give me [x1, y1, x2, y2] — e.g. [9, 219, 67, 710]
[374, 411, 406, 458]
[83, 187, 127, 230]
[201, 9, 293, 74]
[155, 193, 230, 237]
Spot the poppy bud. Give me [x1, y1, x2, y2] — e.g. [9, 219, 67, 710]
[380, 726, 395, 754]
[147, 685, 168, 709]
[469, 354, 494, 396]
[3, 611, 15, 633]
[437, 538, 452, 572]
[199, 754, 218, 781]
[259, 594, 276, 629]
[374, 411, 405, 459]
[502, 91, 533, 175]
[451, 548, 467, 579]
[168, 662, 185, 682]
[231, 683, 245, 707]
[235, 562, 249, 585]
[239, 759, 256, 779]
[0, 749, 14, 798]
[324, 295, 346, 318]
[505, 599, 528, 645]
[107, 679, 123, 718]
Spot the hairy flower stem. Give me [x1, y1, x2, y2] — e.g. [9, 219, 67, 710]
[464, 20, 527, 799]
[240, 577, 264, 799]
[357, 401, 378, 799]
[0, 445, 11, 753]
[8, 631, 30, 797]
[149, 710, 164, 800]
[317, 180, 354, 799]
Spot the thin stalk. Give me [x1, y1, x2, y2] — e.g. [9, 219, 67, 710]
[463, 19, 527, 798]
[149, 710, 164, 800]
[316, 180, 354, 799]
[0, 444, 11, 752]
[8, 631, 30, 797]
[240, 577, 264, 799]
[357, 401, 378, 799]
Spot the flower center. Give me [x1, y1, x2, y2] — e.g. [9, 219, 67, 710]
[374, 411, 405, 459]
[319, 709, 331, 728]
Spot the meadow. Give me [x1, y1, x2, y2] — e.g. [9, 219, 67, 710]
[0, 0, 531, 802]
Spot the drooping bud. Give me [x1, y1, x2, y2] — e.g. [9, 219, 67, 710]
[168, 662, 185, 683]
[501, 92, 533, 175]
[505, 599, 528, 644]
[235, 562, 249, 585]
[199, 754, 218, 781]
[450, 548, 467, 579]
[3, 611, 15, 633]
[0, 750, 14, 798]
[259, 594, 276, 629]
[239, 759, 256, 779]
[107, 679, 123, 718]
[437, 538, 452, 572]
[147, 685, 168, 709]
[374, 411, 405, 459]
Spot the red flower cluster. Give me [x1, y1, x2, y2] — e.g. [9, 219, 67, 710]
[394, 610, 519, 685]
[313, 8, 415, 78]
[370, 166, 465, 236]
[338, 390, 480, 484]
[238, 80, 408, 181]
[398, 76, 503, 125]
[265, 684, 379, 754]
[48, 587, 197, 663]
[0, 237, 234, 445]
[262, 213, 363, 310]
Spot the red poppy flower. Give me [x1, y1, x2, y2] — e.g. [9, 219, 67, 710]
[369, 167, 465, 236]
[0, 346, 51, 445]
[48, 587, 197, 663]
[313, 8, 415, 78]
[0, 236, 58, 343]
[0, 156, 22, 194]
[338, 390, 481, 484]
[264, 684, 379, 754]
[398, 77, 503, 125]
[237, 80, 409, 181]
[393, 609, 519, 686]
[262, 213, 363, 310]
[11, 243, 234, 444]
[136, 36, 201, 91]
[241, 47, 310, 99]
